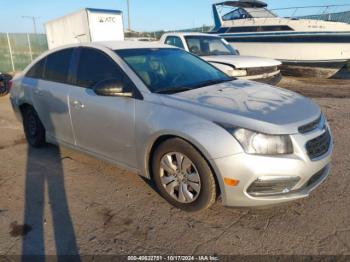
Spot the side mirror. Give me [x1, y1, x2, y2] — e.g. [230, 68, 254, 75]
[93, 78, 133, 97]
[236, 49, 240, 55]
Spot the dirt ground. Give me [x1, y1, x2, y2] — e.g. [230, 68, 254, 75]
[278, 77, 350, 98]
[0, 77, 349, 256]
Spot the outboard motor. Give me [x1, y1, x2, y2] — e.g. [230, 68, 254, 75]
[0, 73, 12, 97]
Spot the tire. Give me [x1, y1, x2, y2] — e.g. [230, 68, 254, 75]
[152, 138, 217, 212]
[0, 73, 11, 97]
[22, 106, 46, 148]
[0, 86, 9, 97]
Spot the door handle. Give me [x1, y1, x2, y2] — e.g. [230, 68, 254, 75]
[72, 100, 85, 109]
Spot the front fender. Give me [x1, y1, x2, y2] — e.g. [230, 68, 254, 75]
[134, 99, 243, 179]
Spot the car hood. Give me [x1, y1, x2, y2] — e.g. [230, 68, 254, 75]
[159, 80, 320, 135]
[201, 55, 281, 69]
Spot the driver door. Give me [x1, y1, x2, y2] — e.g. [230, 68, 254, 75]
[69, 47, 137, 167]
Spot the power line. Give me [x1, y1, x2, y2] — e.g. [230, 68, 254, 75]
[127, 0, 131, 32]
[22, 16, 40, 34]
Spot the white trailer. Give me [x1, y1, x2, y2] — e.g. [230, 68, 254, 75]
[45, 8, 124, 49]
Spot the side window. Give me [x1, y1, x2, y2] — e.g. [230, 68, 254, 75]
[76, 48, 123, 88]
[26, 58, 46, 79]
[44, 49, 73, 84]
[165, 36, 174, 46]
[216, 27, 229, 33]
[165, 36, 184, 49]
[173, 37, 185, 49]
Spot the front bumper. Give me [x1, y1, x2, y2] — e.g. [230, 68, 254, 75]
[9, 96, 23, 122]
[239, 71, 282, 85]
[211, 128, 333, 207]
[253, 73, 282, 85]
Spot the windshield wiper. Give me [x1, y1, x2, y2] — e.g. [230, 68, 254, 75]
[153, 78, 233, 94]
[190, 78, 233, 88]
[153, 87, 193, 94]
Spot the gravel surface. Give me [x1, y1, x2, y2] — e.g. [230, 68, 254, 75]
[0, 81, 349, 256]
[278, 77, 350, 98]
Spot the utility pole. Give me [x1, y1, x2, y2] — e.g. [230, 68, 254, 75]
[127, 0, 131, 32]
[22, 16, 40, 34]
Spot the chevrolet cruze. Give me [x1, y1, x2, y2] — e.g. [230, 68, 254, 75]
[10, 42, 333, 211]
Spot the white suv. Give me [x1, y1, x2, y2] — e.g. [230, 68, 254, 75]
[160, 32, 282, 84]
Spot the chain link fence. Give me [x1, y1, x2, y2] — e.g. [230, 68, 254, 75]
[0, 33, 48, 73]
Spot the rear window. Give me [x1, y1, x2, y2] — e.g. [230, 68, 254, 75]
[165, 36, 185, 49]
[44, 49, 73, 84]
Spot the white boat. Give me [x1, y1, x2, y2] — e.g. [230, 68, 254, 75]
[211, 0, 350, 78]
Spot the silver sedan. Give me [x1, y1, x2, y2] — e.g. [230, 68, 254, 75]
[10, 41, 333, 211]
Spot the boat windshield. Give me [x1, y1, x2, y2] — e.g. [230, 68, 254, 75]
[222, 7, 276, 20]
[245, 8, 277, 18]
[184, 36, 237, 56]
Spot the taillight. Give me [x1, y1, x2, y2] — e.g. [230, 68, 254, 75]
[7, 80, 13, 89]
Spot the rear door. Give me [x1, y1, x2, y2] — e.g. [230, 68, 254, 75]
[68, 47, 137, 167]
[26, 48, 75, 145]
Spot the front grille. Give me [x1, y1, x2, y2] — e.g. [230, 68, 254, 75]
[306, 129, 331, 159]
[298, 115, 322, 134]
[246, 66, 278, 76]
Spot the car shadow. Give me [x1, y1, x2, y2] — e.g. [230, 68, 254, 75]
[21, 91, 80, 261]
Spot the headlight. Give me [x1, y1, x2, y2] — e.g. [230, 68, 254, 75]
[231, 128, 293, 155]
[232, 128, 293, 155]
[228, 69, 247, 77]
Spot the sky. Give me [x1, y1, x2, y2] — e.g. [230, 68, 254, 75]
[1, 0, 350, 33]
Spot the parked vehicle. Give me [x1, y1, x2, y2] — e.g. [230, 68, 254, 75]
[211, 0, 350, 78]
[10, 42, 333, 211]
[45, 8, 124, 50]
[0, 73, 12, 97]
[160, 33, 282, 85]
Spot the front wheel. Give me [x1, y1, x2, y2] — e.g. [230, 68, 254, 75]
[152, 138, 217, 212]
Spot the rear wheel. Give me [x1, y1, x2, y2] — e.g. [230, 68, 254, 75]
[152, 138, 217, 212]
[22, 106, 46, 148]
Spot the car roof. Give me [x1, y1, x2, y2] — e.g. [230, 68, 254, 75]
[24, 41, 176, 73]
[162, 32, 219, 37]
[47, 41, 173, 54]
[96, 41, 171, 50]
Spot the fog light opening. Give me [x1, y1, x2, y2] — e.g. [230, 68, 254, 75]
[247, 176, 300, 196]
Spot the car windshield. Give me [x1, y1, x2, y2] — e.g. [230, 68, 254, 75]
[115, 48, 232, 94]
[184, 36, 237, 56]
